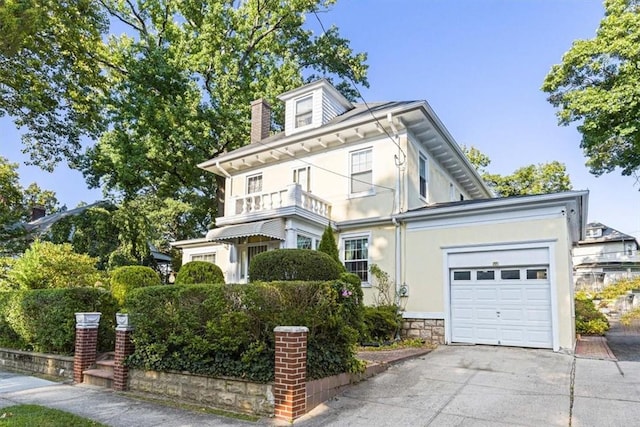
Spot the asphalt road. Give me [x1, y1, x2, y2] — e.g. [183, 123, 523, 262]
[606, 320, 640, 362]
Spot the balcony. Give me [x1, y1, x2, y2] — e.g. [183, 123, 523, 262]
[220, 184, 331, 225]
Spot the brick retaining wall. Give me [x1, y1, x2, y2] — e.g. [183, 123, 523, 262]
[0, 348, 74, 379]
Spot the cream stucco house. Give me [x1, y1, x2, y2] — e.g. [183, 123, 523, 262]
[172, 79, 588, 352]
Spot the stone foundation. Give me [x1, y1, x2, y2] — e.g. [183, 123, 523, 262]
[128, 369, 274, 416]
[401, 318, 445, 344]
[0, 347, 74, 379]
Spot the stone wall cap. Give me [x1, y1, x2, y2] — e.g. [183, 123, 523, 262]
[274, 326, 309, 333]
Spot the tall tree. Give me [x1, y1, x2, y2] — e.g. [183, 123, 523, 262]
[543, 0, 640, 178]
[0, 0, 368, 238]
[461, 146, 572, 197]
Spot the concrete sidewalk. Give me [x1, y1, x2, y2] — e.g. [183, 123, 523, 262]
[0, 371, 256, 426]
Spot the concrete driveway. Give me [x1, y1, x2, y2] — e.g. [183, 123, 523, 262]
[296, 345, 640, 426]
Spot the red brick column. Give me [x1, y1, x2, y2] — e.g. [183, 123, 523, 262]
[274, 326, 308, 422]
[73, 312, 101, 384]
[113, 313, 134, 391]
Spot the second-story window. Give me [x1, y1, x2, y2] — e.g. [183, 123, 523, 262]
[419, 155, 427, 199]
[350, 148, 373, 195]
[247, 173, 263, 194]
[293, 166, 310, 192]
[295, 96, 313, 128]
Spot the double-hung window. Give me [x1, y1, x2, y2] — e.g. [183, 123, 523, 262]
[295, 96, 313, 128]
[343, 235, 369, 283]
[350, 148, 373, 195]
[247, 173, 262, 194]
[419, 155, 427, 199]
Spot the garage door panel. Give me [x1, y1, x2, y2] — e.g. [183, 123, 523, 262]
[450, 258, 552, 349]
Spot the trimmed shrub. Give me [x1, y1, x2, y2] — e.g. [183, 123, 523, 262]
[110, 266, 161, 307]
[125, 279, 364, 382]
[249, 249, 342, 282]
[0, 288, 118, 354]
[362, 305, 401, 342]
[575, 293, 609, 335]
[174, 261, 224, 285]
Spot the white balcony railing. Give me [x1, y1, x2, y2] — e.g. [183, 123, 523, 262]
[232, 184, 331, 219]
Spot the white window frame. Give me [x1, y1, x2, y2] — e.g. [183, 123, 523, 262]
[293, 166, 311, 192]
[190, 252, 216, 264]
[294, 95, 313, 129]
[341, 232, 372, 286]
[419, 153, 428, 200]
[246, 173, 263, 194]
[349, 148, 374, 197]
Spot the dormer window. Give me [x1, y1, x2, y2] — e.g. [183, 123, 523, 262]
[295, 96, 313, 128]
[586, 228, 603, 238]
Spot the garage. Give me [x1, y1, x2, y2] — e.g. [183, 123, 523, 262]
[448, 247, 554, 349]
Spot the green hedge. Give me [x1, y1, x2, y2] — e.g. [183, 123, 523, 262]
[249, 249, 342, 282]
[110, 266, 162, 306]
[175, 261, 224, 285]
[125, 279, 364, 382]
[0, 288, 118, 354]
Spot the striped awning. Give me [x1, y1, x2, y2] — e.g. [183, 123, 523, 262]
[205, 219, 285, 242]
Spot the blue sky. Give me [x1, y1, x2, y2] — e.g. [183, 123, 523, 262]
[2, 0, 639, 239]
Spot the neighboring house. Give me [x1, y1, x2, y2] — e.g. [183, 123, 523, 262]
[14, 201, 173, 266]
[573, 222, 640, 291]
[172, 79, 588, 352]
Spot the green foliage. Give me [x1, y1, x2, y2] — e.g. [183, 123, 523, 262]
[595, 278, 640, 300]
[0, 287, 117, 354]
[0, 0, 368, 241]
[249, 249, 342, 282]
[362, 305, 401, 343]
[543, 0, 640, 176]
[462, 146, 572, 197]
[125, 280, 365, 382]
[575, 293, 609, 336]
[175, 261, 224, 285]
[0, 257, 16, 291]
[318, 226, 344, 270]
[110, 265, 161, 307]
[7, 240, 100, 290]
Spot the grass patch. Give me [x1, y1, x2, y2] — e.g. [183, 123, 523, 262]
[0, 404, 106, 426]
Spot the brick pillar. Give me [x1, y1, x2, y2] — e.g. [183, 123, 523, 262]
[113, 313, 134, 391]
[73, 312, 101, 384]
[274, 326, 308, 422]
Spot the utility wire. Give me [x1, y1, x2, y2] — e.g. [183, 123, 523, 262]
[311, 9, 407, 167]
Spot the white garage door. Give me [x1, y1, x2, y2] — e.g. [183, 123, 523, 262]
[450, 265, 552, 349]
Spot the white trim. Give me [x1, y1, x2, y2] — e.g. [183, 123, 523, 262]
[340, 231, 372, 287]
[407, 205, 565, 231]
[246, 173, 263, 194]
[418, 151, 428, 201]
[402, 311, 445, 320]
[442, 240, 558, 350]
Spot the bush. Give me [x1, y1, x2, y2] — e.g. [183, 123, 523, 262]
[595, 278, 640, 300]
[0, 288, 118, 354]
[249, 249, 342, 282]
[362, 305, 401, 342]
[174, 261, 224, 285]
[125, 279, 364, 382]
[7, 240, 100, 289]
[110, 266, 161, 307]
[575, 293, 609, 335]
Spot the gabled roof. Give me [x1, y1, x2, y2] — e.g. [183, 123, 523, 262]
[24, 201, 112, 235]
[579, 222, 639, 246]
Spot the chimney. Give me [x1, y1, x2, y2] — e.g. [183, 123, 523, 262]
[250, 98, 271, 143]
[30, 206, 46, 221]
